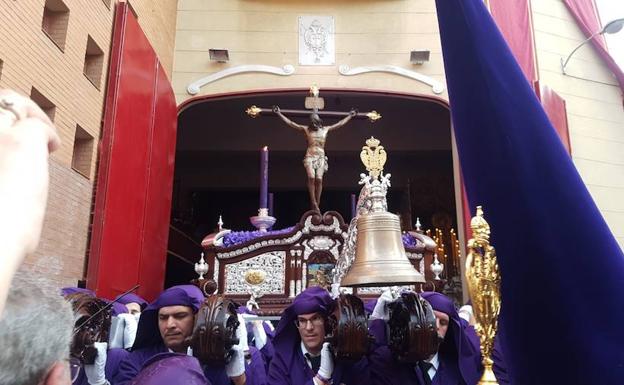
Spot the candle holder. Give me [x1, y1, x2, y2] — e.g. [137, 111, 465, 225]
[430, 253, 444, 280]
[466, 206, 501, 385]
[195, 252, 209, 279]
[250, 208, 276, 232]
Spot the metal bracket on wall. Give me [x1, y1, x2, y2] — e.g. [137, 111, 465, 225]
[338, 64, 445, 94]
[187, 64, 296, 95]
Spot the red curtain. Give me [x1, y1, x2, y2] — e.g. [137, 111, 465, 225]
[489, 0, 537, 83]
[563, 0, 624, 92]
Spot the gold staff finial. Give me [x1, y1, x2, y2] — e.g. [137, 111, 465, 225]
[466, 206, 501, 385]
[246, 105, 262, 118]
[310, 85, 320, 98]
[366, 110, 382, 122]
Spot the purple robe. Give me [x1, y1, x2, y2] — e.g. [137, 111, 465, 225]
[257, 332, 274, 374]
[114, 344, 168, 385]
[420, 292, 482, 385]
[236, 305, 275, 372]
[268, 286, 371, 385]
[198, 346, 268, 385]
[364, 299, 378, 316]
[246, 346, 269, 385]
[368, 318, 421, 385]
[130, 353, 210, 385]
[116, 342, 267, 385]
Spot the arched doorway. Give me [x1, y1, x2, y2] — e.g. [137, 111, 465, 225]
[166, 89, 463, 295]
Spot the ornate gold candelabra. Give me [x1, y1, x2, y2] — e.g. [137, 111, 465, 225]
[465, 206, 501, 385]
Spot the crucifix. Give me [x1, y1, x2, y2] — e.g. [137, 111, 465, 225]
[246, 86, 381, 212]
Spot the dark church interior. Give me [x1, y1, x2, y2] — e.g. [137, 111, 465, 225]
[166, 89, 457, 286]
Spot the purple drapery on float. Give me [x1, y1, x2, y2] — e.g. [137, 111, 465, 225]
[434, 0, 624, 384]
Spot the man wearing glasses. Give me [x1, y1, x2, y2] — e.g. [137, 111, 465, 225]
[268, 286, 370, 385]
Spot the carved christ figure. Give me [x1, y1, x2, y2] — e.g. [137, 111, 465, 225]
[273, 106, 357, 212]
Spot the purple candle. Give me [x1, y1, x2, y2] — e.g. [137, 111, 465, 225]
[350, 193, 357, 219]
[259, 146, 269, 209]
[268, 192, 274, 217]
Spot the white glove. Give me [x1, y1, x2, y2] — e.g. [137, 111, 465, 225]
[458, 305, 475, 325]
[251, 320, 268, 350]
[370, 289, 394, 321]
[330, 283, 341, 299]
[240, 313, 258, 321]
[226, 345, 245, 378]
[317, 342, 334, 380]
[236, 314, 249, 352]
[84, 342, 109, 385]
[117, 313, 138, 349]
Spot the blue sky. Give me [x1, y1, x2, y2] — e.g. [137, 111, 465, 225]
[596, 0, 624, 69]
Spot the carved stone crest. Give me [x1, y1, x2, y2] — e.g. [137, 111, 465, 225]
[299, 16, 335, 65]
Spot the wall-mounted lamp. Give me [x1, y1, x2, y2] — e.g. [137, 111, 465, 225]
[561, 18, 624, 74]
[410, 50, 430, 65]
[209, 49, 229, 63]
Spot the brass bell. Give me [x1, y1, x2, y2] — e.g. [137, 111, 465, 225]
[341, 211, 425, 287]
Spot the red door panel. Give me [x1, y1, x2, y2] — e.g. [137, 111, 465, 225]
[138, 63, 178, 298]
[87, 3, 176, 301]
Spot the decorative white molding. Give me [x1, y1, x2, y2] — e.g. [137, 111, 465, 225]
[187, 64, 296, 95]
[405, 252, 424, 260]
[338, 64, 445, 94]
[302, 216, 343, 234]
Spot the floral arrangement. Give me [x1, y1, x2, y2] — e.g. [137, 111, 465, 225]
[401, 232, 419, 248]
[221, 226, 297, 248]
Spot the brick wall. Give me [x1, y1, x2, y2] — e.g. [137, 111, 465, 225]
[0, 0, 179, 289]
[0, 0, 114, 288]
[0, 0, 114, 168]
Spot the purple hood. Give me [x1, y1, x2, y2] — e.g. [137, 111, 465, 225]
[273, 286, 334, 359]
[130, 352, 209, 385]
[115, 293, 149, 310]
[132, 285, 204, 350]
[61, 287, 95, 296]
[421, 291, 482, 385]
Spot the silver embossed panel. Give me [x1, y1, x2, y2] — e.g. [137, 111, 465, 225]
[223, 251, 286, 295]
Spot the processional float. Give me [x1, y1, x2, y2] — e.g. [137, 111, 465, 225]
[195, 88, 440, 310]
[190, 130, 444, 364]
